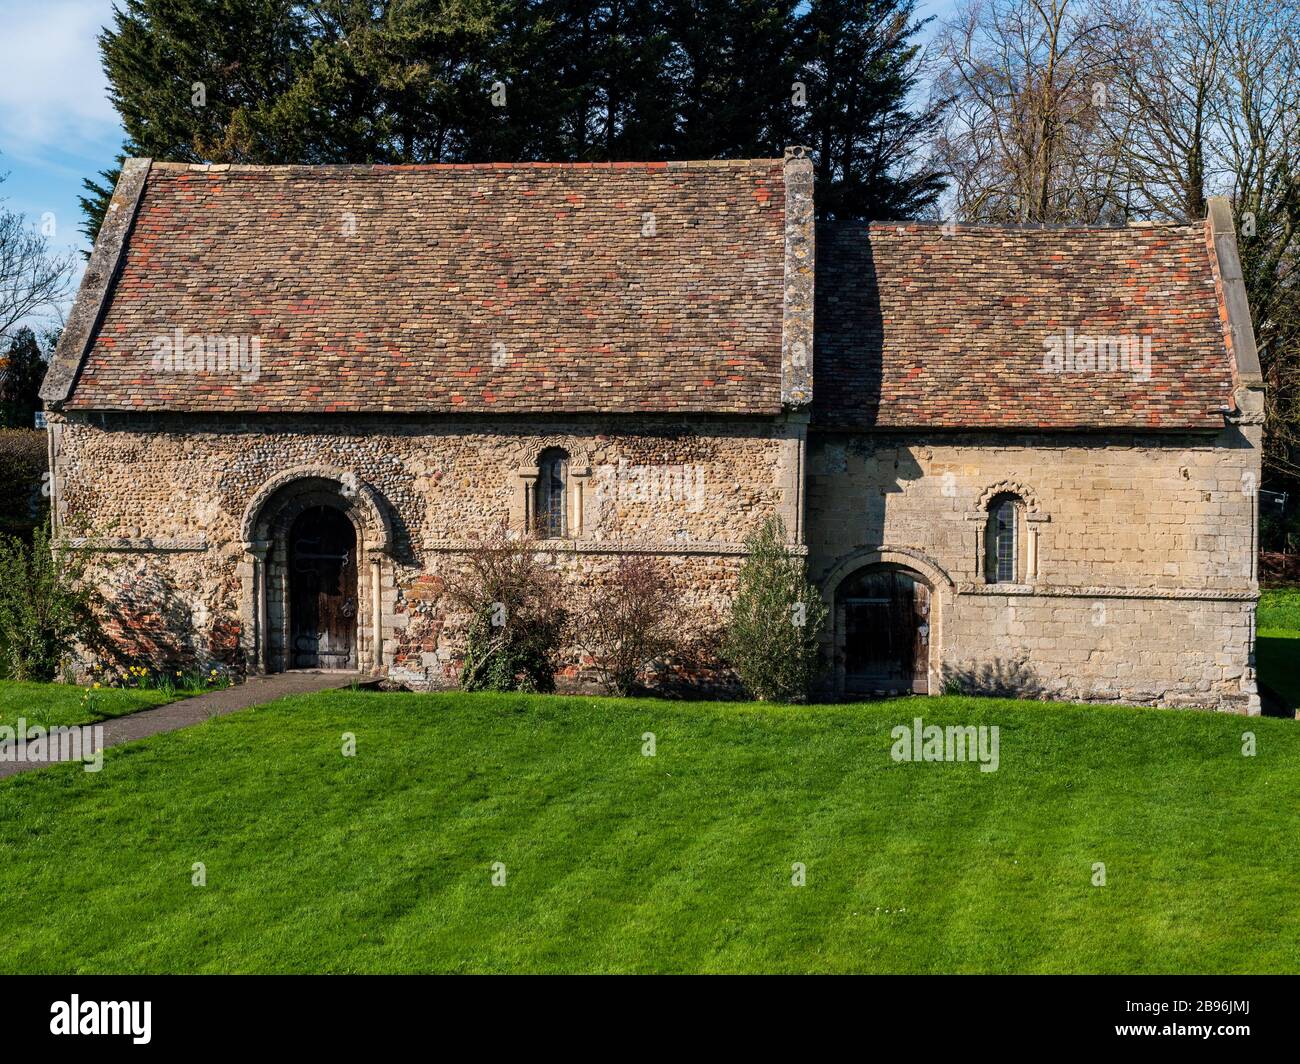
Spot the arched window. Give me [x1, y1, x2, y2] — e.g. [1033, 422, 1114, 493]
[535, 448, 568, 538]
[985, 494, 1021, 583]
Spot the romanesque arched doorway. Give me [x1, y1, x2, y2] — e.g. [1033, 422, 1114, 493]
[288, 505, 358, 669]
[239, 466, 394, 676]
[837, 565, 931, 695]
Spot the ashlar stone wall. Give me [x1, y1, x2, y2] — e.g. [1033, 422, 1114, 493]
[806, 425, 1262, 711]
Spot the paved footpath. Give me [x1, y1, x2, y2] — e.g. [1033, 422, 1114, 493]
[0, 671, 361, 780]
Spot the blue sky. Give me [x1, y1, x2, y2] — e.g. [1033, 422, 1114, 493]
[0, 0, 959, 289]
[0, 0, 123, 260]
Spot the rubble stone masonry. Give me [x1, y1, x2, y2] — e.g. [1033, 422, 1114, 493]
[49, 412, 804, 693]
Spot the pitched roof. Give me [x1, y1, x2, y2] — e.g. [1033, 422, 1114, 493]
[813, 219, 1241, 430]
[48, 158, 807, 415]
[44, 156, 1252, 431]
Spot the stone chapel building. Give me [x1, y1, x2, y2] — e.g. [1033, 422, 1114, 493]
[39, 148, 1265, 711]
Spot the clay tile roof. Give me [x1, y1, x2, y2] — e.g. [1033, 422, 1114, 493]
[813, 220, 1237, 430]
[61, 160, 790, 414]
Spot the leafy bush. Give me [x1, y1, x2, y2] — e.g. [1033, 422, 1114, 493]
[574, 554, 676, 695]
[0, 524, 101, 681]
[445, 525, 567, 693]
[723, 516, 827, 702]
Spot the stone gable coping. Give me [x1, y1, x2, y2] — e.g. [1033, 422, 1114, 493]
[780, 146, 814, 408]
[39, 157, 152, 407]
[1205, 195, 1266, 423]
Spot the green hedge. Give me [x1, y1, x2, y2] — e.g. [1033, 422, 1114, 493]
[0, 429, 48, 537]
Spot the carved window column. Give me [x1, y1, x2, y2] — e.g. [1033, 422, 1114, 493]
[569, 464, 591, 537]
[1026, 513, 1050, 582]
[367, 544, 384, 672]
[516, 467, 540, 533]
[965, 513, 986, 581]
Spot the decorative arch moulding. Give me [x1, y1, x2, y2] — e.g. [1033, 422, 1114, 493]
[818, 544, 956, 593]
[973, 480, 1044, 516]
[238, 464, 395, 553]
[519, 436, 593, 473]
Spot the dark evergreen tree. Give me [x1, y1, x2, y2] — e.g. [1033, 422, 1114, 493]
[662, 0, 802, 159]
[0, 328, 54, 429]
[794, 0, 946, 220]
[81, 0, 946, 240]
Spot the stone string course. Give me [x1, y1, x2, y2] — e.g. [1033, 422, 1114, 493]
[51, 411, 1262, 712]
[806, 428, 1262, 711]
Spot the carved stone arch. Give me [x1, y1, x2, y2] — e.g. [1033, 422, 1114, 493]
[524, 435, 592, 471]
[240, 464, 393, 553]
[818, 544, 956, 594]
[976, 479, 1041, 514]
[237, 466, 395, 677]
[819, 545, 950, 700]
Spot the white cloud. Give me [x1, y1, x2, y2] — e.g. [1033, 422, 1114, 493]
[0, 0, 121, 157]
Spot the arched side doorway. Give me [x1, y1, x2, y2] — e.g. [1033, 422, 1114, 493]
[835, 563, 934, 696]
[239, 467, 393, 675]
[288, 505, 358, 669]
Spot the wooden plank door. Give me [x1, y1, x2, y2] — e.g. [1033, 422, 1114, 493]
[842, 568, 928, 696]
[289, 506, 358, 670]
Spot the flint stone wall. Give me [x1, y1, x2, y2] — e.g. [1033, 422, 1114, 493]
[49, 412, 803, 691]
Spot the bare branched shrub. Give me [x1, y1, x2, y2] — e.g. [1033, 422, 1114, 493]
[573, 554, 676, 696]
[443, 523, 567, 693]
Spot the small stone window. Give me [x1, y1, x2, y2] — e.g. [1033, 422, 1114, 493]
[985, 493, 1022, 584]
[534, 448, 569, 538]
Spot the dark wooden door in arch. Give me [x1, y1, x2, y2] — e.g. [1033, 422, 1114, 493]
[840, 567, 930, 695]
[288, 505, 358, 670]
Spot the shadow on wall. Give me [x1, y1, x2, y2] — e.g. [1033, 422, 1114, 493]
[942, 658, 1044, 699]
[98, 565, 242, 676]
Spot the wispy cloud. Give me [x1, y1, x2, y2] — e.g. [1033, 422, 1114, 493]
[0, 0, 122, 161]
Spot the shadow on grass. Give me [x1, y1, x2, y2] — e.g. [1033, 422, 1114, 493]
[1257, 631, 1299, 718]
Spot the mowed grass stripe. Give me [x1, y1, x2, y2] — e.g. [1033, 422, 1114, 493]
[2, 690, 1298, 973]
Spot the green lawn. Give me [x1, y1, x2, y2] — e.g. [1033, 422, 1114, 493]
[1, 689, 1297, 974]
[0, 679, 177, 732]
[1258, 587, 1300, 631]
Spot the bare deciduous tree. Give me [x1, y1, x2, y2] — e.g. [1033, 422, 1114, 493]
[1100, 0, 1300, 478]
[930, 0, 1131, 223]
[0, 174, 75, 342]
[931, 0, 1300, 481]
